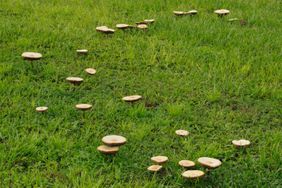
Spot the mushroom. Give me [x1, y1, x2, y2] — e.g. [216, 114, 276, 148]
[85, 68, 96, 75]
[21, 52, 42, 60]
[122, 95, 142, 102]
[175, 129, 189, 137]
[75, 104, 92, 111]
[182, 170, 205, 179]
[96, 26, 115, 34]
[179, 160, 195, 168]
[66, 77, 83, 85]
[97, 145, 119, 154]
[147, 165, 162, 172]
[116, 24, 134, 29]
[151, 156, 169, 164]
[228, 18, 239, 22]
[214, 9, 230, 17]
[173, 11, 185, 16]
[144, 19, 155, 24]
[36, 106, 48, 112]
[137, 24, 148, 30]
[198, 157, 222, 169]
[76, 49, 88, 55]
[187, 10, 198, 15]
[232, 139, 251, 147]
[102, 135, 127, 146]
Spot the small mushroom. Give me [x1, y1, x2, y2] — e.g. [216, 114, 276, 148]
[173, 11, 185, 16]
[21, 52, 42, 60]
[85, 68, 96, 75]
[147, 165, 162, 172]
[198, 157, 222, 169]
[144, 19, 155, 24]
[75, 104, 92, 111]
[76, 49, 88, 55]
[96, 26, 115, 34]
[36, 106, 48, 112]
[182, 170, 205, 179]
[187, 10, 198, 15]
[175, 129, 189, 137]
[228, 18, 239, 22]
[122, 95, 142, 102]
[151, 156, 169, 164]
[102, 135, 127, 146]
[137, 24, 148, 30]
[97, 145, 119, 154]
[116, 24, 134, 29]
[66, 77, 83, 85]
[214, 9, 230, 17]
[179, 160, 195, 168]
[232, 139, 251, 147]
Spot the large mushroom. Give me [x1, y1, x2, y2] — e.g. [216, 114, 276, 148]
[182, 170, 205, 179]
[151, 156, 169, 164]
[198, 157, 222, 169]
[102, 135, 127, 146]
[21, 52, 42, 60]
[214, 9, 230, 17]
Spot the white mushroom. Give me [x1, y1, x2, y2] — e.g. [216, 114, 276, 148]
[21, 52, 42, 60]
[137, 24, 148, 30]
[175, 130, 189, 136]
[232, 139, 251, 147]
[151, 156, 169, 164]
[97, 145, 119, 154]
[122, 95, 142, 102]
[178, 160, 195, 168]
[144, 19, 155, 24]
[214, 9, 230, 16]
[102, 135, 127, 146]
[75, 104, 92, 111]
[76, 49, 88, 54]
[36, 106, 48, 112]
[85, 68, 96, 75]
[96, 26, 115, 34]
[66, 77, 83, 85]
[198, 157, 222, 169]
[173, 11, 185, 16]
[182, 170, 205, 179]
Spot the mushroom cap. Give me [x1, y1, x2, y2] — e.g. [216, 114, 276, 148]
[151, 156, 169, 164]
[137, 24, 148, 29]
[198, 157, 222, 169]
[214, 9, 230, 15]
[232, 139, 251, 147]
[173, 11, 185, 15]
[75, 104, 92, 110]
[21, 52, 42, 60]
[85, 68, 96, 75]
[102, 135, 127, 146]
[179, 160, 195, 168]
[76, 49, 88, 54]
[147, 165, 162, 172]
[66, 77, 83, 84]
[188, 10, 198, 15]
[36, 106, 48, 112]
[96, 26, 115, 33]
[116, 24, 130, 29]
[97, 145, 119, 154]
[122, 95, 142, 102]
[182, 170, 205, 179]
[175, 129, 189, 136]
[144, 19, 155, 23]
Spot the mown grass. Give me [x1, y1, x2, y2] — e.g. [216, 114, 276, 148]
[0, 0, 281, 187]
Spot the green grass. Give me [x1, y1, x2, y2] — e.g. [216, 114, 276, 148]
[0, 0, 281, 187]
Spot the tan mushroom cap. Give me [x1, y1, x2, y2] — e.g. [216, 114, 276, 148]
[228, 18, 239, 22]
[66, 77, 83, 84]
[102, 135, 127, 146]
[151, 156, 169, 164]
[137, 24, 148, 29]
[116, 24, 132, 29]
[36, 106, 48, 112]
[75, 104, 92, 110]
[96, 26, 115, 34]
[122, 95, 142, 102]
[21, 52, 42, 60]
[173, 11, 185, 16]
[179, 160, 195, 168]
[182, 170, 205, 179]
[198, 157, 222, 169]
[85, 68, 96, 75]
[147, 165, 162, 172]
[144, 19, 155, 23]
[175, 129, 189, 136]
[97, 145, 119, 154]
[214, 9, 230, 15]
[76, 49, 88, 54]
[232, 139, 251, 147]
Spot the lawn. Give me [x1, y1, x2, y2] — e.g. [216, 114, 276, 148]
[0, 0, 281, 187]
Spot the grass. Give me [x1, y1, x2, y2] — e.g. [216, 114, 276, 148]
[0, 0, 281, 187]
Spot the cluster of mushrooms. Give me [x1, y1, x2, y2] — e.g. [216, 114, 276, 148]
[21, 7, 251, 181]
